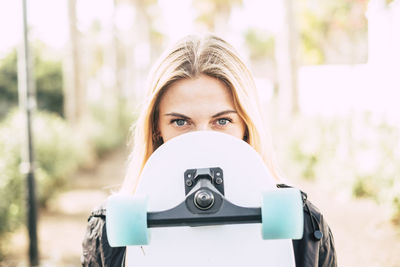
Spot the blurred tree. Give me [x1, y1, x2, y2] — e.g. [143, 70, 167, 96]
[113, 0, 124, 91]
[273, 0, 368, 116]
[193, 0, 242, 35]
[0, 48, 63, 120]
[112, 0, 126, 129]
[35, 52, 64, 116]
[111, 0, 164, 125]
[0, 50, 18, 119]
[245, 28, 275, 60]
[275, 0, 299, 116]
[130, 0, 162, 58]
[244, 28, 276, 82]
[125, 0, 164, 99]
[297, 0, 368, 65]
[64, 0, 86, 125]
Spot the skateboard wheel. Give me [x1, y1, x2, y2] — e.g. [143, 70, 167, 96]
[106, 194, 149, 247]
[261, 188, 303, 240]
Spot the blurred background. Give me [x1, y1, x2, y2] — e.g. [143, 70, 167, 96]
[0, 0, 399, 266]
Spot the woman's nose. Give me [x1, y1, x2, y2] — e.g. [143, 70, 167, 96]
[196, 123, 211, 131]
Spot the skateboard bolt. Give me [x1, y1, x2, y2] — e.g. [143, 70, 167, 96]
[215, 177, 223, 185]
[186, 179, 193, 187]
[194, 189, 214, 210]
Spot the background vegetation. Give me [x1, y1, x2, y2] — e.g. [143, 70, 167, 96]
[1, 0, 399, 263]
[0, 47, 134, 258]
[272, 113, 400, 225]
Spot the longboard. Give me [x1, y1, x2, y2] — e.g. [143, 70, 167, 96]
[107, 131, 303, 266]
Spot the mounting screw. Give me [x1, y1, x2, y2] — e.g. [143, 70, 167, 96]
[186, 179, 193, 187]
[215, 177, 223, 185]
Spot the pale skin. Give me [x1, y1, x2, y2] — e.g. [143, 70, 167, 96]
[157, 74, 247, 143]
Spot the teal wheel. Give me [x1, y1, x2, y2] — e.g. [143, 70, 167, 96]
[106, 194, 149, 247]
[261, 188, 303, 240]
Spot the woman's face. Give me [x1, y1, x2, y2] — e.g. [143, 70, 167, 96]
[157, 75, 247, 143]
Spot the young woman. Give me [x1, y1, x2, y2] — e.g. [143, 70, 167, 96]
[81, 34, 337, 267]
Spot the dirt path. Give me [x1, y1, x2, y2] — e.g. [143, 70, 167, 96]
[5, 148, 400, 266]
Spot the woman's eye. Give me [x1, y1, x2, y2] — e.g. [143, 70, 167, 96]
[217, 118, 230, 126]
[173, 119, 187, 126]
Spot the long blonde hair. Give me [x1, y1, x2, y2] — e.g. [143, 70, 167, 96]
[121, 34, 282, 194]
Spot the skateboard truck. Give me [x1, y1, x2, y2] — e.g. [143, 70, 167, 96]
[106, 132, 305, 247]
[147, 167, 262, 228]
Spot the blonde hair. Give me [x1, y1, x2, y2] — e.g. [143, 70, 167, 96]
[121, 34, 282, 194]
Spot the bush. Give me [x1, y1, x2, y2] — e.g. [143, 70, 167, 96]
[32, 111, 93, 205]
[85, 100, 136, 157]
[274, 115, 341, 181]
[0, 115, 24, 259]
[35, 55, 64, 116]
[0, 47, 64, 119]
[273, 112, 400, 227]
[0, 50, 18, 119]
[0, 110, 92, 257]
[392, 197, 400, 225]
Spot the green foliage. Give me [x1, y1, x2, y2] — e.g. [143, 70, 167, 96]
[85, 100, 135, 157]
[349, 115, 400, 201]
[35, 56, 64, 116]
[299, 10, 326, 64]
[291, 142, 318, 180]
[193, 0, 242, 31]
[273, 112, 400, 226]
[392, 197, 400, 226]
[297, 0, 368, 64]
[33, 111, 92, 205]
[0, 47, 64, 119]
[0, 98, 136, 255]
[352, 175, 379, 199]
[386, 0, 395, 6]
[0, 110, 93, 257]
[0, 113, 24, 259]
[0, 50, 18, 119]
[276, 116, 339, 181]
[244, 28, 275, 61]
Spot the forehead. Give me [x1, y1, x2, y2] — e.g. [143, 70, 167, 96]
[159, 75, 234, 110]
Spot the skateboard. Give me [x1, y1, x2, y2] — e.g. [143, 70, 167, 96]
[106, 131, 303, 266]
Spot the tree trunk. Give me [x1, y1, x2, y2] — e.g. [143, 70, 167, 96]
[275, 0, 299, 118]
[64, 0, 85, 125]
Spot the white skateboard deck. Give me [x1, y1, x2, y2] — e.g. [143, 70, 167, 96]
[126, 131, 296, 267]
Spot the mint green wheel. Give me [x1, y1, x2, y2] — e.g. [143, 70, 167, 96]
[261, 188, 304, 240]
[106, 194, 149, 247]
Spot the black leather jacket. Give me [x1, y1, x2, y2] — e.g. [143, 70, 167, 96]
[81, 185, 337, 267]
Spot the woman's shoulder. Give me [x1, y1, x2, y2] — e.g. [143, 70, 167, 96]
[276, 183, 326, 227]
[277, 184, 337, 267]
[81, 205, 126, 267]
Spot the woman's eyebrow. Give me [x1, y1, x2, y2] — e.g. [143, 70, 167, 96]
[211, 110, 237, 118]
[164, 112, 191, 120]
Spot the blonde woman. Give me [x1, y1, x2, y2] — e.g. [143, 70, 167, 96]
[82, 34, 337, 267]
